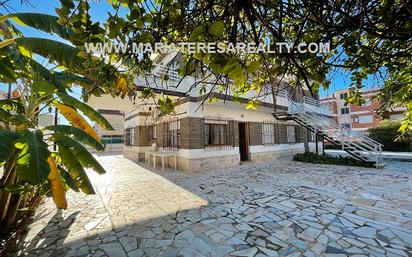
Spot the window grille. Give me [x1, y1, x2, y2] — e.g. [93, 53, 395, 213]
[204, 117, 233, 150]
[163, 118, 180, 150]
[148, 125, 157, 140]
[341, 107, 349, 114]
[309, 131, 316, 142]
[125, 127, 136, 146]
[287, 125, 297, 143]
[262, 122, 275, 145]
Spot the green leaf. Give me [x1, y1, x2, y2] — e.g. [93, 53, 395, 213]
[4, 13, 74, 41]
[247, 60, 260, 73]
[1, 184, 29, 193]
[14, 130, 51, 184]
[46, 125, 104, 151]
[58, 165, 80, 192]
[0, 130, 20, 162]
[209, 21, 225, 36]
[32, 81, 57, 95]
[52, 134, 106, 174]
[15, 37, 85, 73]
[0, 99, 24, 113]
[58, 94, 114, 131]
[29, 59, 68, 94]
[58, 145, 95, 194]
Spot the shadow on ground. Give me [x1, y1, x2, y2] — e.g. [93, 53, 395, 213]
[18, 155, 412, 257]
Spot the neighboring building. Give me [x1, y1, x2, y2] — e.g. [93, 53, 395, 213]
[320, 88, 405, 133]
[122, 52, 325, 171]
[38, 113, 59, 127]
[87, 95, 136, 152]
[0, 90, 7, 99]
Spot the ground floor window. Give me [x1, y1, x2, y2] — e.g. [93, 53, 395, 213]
[163, 119, 180, 150]
[125, 127, 135, 146]
[101, 135, 124, 144]
[309, 131, 316, 142]
[204, 117, 232, 150]
[148, 125, 157, 140]
[262, 122, 275, 145]
[287, 125, 297, 143]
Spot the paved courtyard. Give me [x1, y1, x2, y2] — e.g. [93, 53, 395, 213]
[19, 155, 412, 257]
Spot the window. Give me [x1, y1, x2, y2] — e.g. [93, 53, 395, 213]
[102, 135, 124, 144]
[164, 119, 180, 150]
[341, 107, 349, 114]
[204, 117, 233, 150]
[340, 92, 348, 100]
[125, 127, 135, 146]
[309, 131, 316, 142]
[363, 99, 372, 107]
[148, 125, 157, 139]
[262, 123, 275, 145]
[287, 125, 296, 143]
[359, 115, 373, 124]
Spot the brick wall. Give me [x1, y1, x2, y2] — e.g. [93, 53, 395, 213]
[155, 122, 167, 149]
[128, 126, 155, 147]
[180, 117, 205, 149]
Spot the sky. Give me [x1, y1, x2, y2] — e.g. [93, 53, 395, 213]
[0, 0, 381, 99]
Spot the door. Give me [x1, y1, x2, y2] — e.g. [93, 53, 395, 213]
[238, 122, 249, 161]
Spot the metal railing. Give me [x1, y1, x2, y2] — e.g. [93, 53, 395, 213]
[284, 94, 383, 164]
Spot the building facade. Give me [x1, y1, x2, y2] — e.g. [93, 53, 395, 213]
[87, 95, 136, 152]
[121, 52, 323, 171]
[123, 93, 321, 171]
[320, 89, 404, 133]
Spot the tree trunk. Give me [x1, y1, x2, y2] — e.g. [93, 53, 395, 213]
[2, 191, 22, 233]
[0, 167, 17, 226]
[304, 128, 310, 153]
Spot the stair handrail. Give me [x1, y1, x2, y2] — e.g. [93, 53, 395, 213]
[299, 96, 383, 148]
[285, 95, 383, 163]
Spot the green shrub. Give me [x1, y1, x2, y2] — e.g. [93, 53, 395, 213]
[368, 120, 412, 152]
[293, 152, 374, 167]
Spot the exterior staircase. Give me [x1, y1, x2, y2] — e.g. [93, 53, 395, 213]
[274, 95, 384, 167]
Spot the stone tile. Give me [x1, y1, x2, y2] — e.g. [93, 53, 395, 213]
[100, 243, 126, 257]
[352, 226, 377, 238]
[17, 156, 412, 257]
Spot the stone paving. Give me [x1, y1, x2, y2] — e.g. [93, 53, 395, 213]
[18, 155, 412, 257]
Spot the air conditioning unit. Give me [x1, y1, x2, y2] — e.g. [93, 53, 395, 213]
[351, 117, 359, 123]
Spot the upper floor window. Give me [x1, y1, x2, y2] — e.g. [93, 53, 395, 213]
[287, 125, 297, 143]
[341, 107, 349, 114]
[359, 115, 373, 124]
[363, 99, 372, 107]
[262, 123, 275, 145]
[340, 92, 348, 100]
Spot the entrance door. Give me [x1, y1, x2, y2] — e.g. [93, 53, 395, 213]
[238, 123, 249, 161]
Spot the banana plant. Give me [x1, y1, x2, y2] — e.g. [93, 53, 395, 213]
[0, 12, 128, 233]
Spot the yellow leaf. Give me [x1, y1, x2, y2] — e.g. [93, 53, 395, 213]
[55, 104, 101, 143]
[11, 16, 27, 27]
[116, 75, 128, 98]
[0, 38, 16, 49]
[47, 157, 68, 209]
[18, 45, 32, 57]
